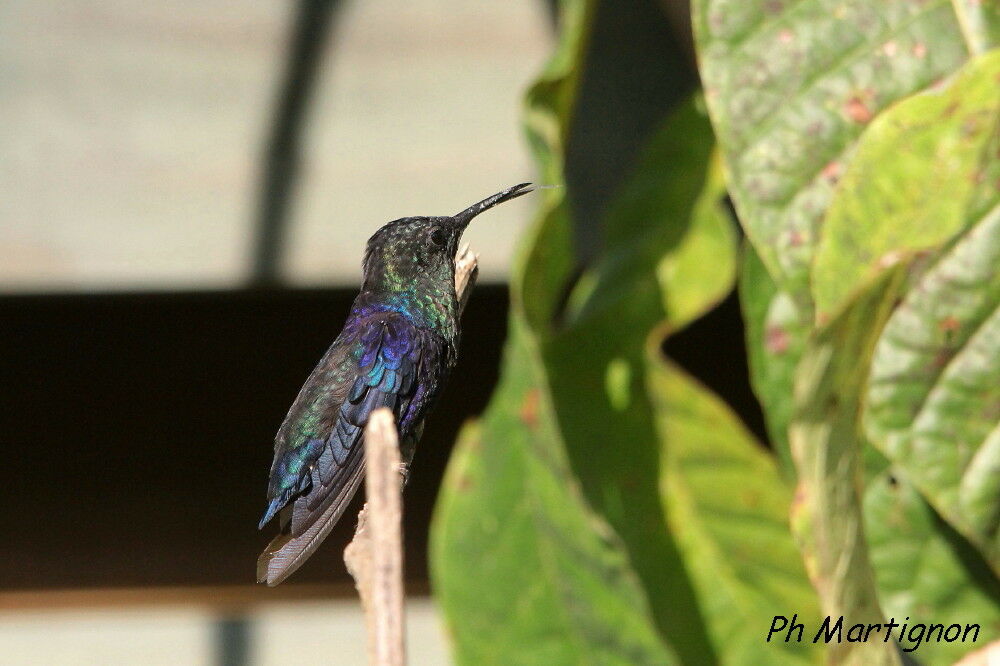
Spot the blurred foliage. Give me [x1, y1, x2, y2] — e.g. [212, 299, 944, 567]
[431, 0, 1000, 664]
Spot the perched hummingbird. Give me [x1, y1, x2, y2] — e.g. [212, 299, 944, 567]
[257, 183, 533, 585]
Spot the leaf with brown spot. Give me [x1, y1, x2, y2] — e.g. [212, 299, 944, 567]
[693, 0, 999, 305]
[813, 51, 1000, 320]
[844, 97, 873, 124]
[865, 180, 1000, 571]
[518, 388, 540, 428]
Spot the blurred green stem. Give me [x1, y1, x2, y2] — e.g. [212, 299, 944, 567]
[789, 269, 907, 666]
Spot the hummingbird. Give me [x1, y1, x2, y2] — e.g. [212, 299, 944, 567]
[257, 183, 534, 585]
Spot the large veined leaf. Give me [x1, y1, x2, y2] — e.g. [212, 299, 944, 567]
[865, 201, 1000, 572]
[433, 0, 678, 662]
[540, 98, 736, 662]
[813, 50, 1000, 321]
[647, 344, 821, 665]
[863, 452, 1000, 666]
[430, 322, 677, 665]
[732, 178, 1000, 666]
[541, 113, 819, 661]
[434, 0, 844, 661]
[431, 156, 725, 662]
[692, 0, 998, 303]
[696, 5, 1000, 663]
[789, 269, 908, 666]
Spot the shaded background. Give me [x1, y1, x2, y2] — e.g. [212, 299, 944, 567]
[0, 0, 764, 663]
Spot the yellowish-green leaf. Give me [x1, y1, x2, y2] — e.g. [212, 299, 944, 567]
[516, 0, 596, 329]
[647, 341, 821, 665]
[656, 151, 735, 328]
[431, 322, 678, 665]
[953, 0, 1000, 56]
[813, 50, 1000, 321]
[692, 0, 990, 303]
[433, 1, 686, 662]
[865, 202, 1000, 572]
[539, 99, 738, 664]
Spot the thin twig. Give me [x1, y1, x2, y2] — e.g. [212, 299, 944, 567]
[344, 409, 404, 666]
[343, 247, 478, 665]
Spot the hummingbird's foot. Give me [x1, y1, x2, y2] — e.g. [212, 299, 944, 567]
[455, 244, 479, 314]
[397, 462, 411, 487]
[455, 243, 477, 278]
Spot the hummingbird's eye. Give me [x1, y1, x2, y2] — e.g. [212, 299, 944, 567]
[429, 227, 447, 247]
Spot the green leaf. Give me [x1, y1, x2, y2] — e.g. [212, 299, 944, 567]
[863, 455, 1000, 665]
[812, 50, 1000, 321]
[566, 98, 736, 330]
[656, 151, 736, 329]
[647, 345, 822, 665]
[538, 99, 738, 664]
[516, 0, 595, 329]
[692, 0, 997, 302]
[544, 295, 720, 664]
[739, 243, 810, 473]
[431, 167, 726, 662]
[436, 0, 828, 662]
[789, 268, 909, 666]
[433, 1, 680, 662]
[864, 201, 1000, 571]
[431, 322, 678, 665]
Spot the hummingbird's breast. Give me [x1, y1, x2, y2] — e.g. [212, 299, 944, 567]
[355, 287, 459, 341]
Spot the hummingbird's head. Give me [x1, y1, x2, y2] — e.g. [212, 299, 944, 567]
[361, 183, 533, 297]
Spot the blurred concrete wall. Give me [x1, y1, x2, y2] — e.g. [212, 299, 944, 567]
[0, 1, 550, 291]
[0, 598, 450, 665]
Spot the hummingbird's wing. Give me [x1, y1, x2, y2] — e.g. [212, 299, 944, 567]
[256, 312, 426, 585]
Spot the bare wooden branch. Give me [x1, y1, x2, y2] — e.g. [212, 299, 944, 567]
[343, 248, 478, 665]
[344, 409, 404, 666]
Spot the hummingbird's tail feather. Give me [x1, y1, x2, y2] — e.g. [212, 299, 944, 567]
[256, 451, 366, 586]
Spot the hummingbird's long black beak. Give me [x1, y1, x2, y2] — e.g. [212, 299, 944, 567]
[452, 183, 534, 228]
